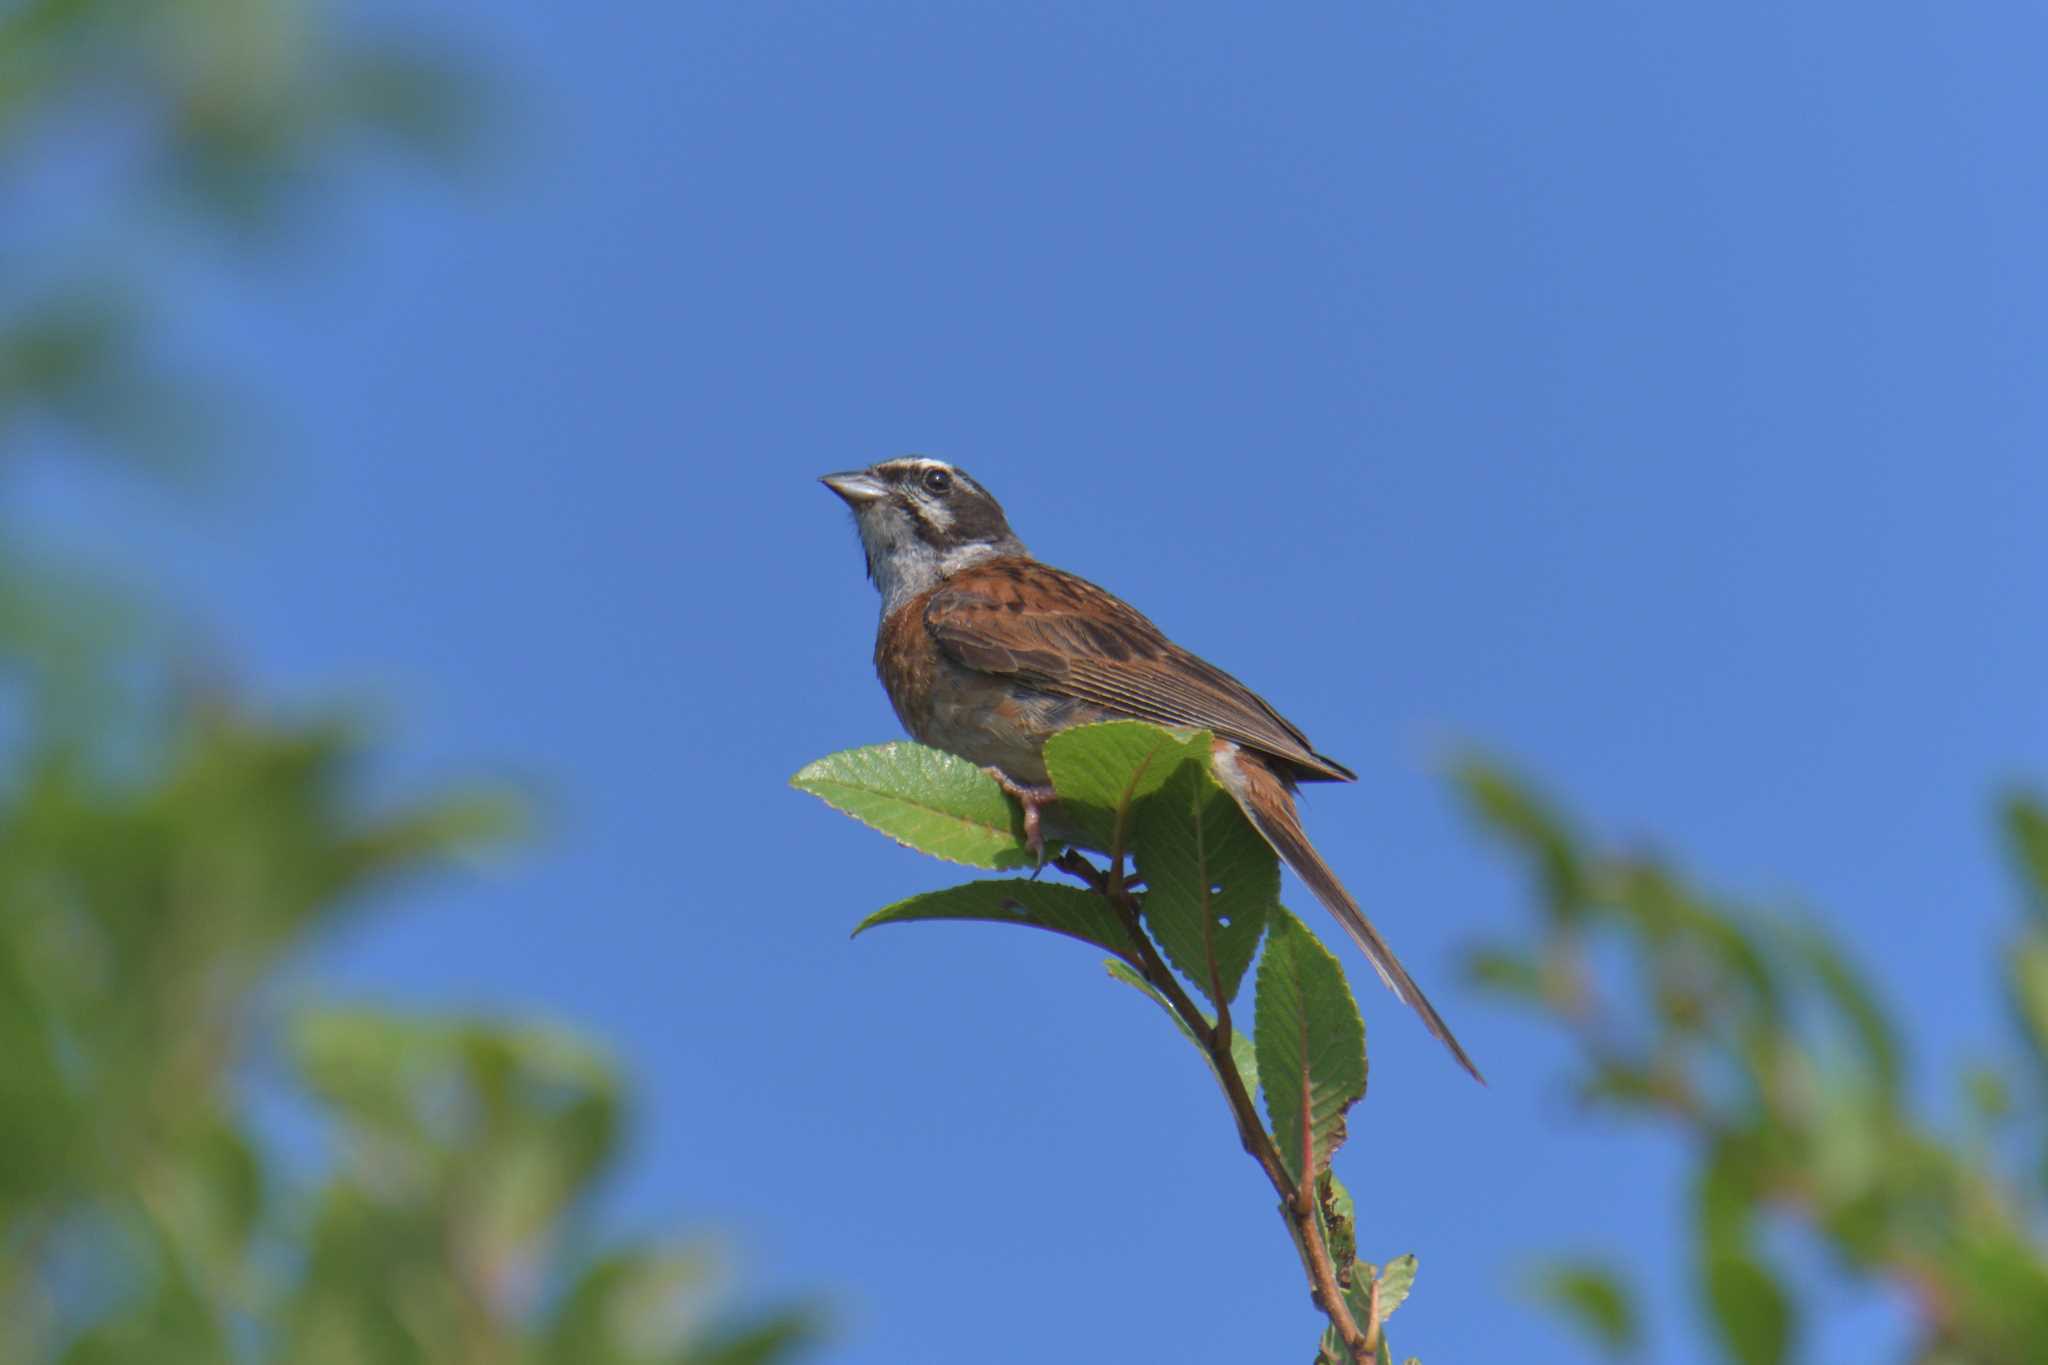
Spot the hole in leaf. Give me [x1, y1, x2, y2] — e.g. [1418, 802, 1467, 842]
[1217, 915, 1233, 928]
[1210, 883, 1224, 895]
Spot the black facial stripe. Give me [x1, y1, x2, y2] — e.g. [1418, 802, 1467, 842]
[902, 491, 950, 549]
[865, 458, 1016, 549]
[944, 493, 1009, 544]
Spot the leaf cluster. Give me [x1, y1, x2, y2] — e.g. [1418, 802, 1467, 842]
[1, 0, 485, 475]
[795, 723, 1423, 1363]
[2, 2, 813, 1359]
[1457, 760, 2048, 1365]
[0, 701, 818, 1365]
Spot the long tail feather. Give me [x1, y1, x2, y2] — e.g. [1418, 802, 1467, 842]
[1215, 745, 1484, 1083]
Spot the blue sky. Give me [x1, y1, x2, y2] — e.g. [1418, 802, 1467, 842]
[30, 2, 2048, 1360]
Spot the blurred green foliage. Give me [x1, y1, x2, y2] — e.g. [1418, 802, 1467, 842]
[0, 0, 478, 213]
[0, 707, 817, 1365]
[1458, 761, 2048, 1365]
[2, 0, 479, 468]
[0, 2, 817, 1363]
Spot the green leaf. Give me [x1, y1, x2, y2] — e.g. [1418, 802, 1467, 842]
[855, 881, 1138, 957]
[1695, 1132, 1762, 1257]
[1963, 1063, 2012, 1127]
[1256, 911, 1368, 1186]
[150, 1118, 267, 1285]
[1787, 925, 1900, 1097]
[544, 1245, 716, 1361]
[1105, 960, 1259, 1100]
[1463, 945, 1551, 1007]
[2002, 793, 2048, 924]
[1704, 1252, 1791, 1365]
[688, 1310, 826, 1365]
[544, 1245, 823, 1365]
[292, 1009, 622, 1235]
[1134, 750, 1277, 1007]
[1526, 1261, 1639, 1357]
[1615, 863, 1782, 1024]
[1576, 1061, 1681, 1111]
[1043, 721, 1204, 855]
[1376, 1254, 1417, 1318]
[1340, 1256, 1416, 1341]
[1319, 1172, 1356, 1279]
[1932, 1235, 2048, 1362]
[1452, 759, 1587, 922]
[792, 742, 1032, 869]
[2006, 930, 2048, 1077]
[343, 787, 529, 874]
[1347, 1265, 1376, 1317]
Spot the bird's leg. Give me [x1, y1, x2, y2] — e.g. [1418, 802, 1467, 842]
[984, 767, 1058, 865]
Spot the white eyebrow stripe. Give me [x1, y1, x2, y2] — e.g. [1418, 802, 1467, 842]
[873, 456, 955, 477]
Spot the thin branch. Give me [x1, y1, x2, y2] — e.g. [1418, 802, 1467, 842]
[1059, 847, 1375, 1362]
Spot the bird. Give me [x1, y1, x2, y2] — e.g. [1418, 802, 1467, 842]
[821, 455, 1481, 1082]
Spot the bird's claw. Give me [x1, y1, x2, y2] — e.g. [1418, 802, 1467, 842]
[983, 767, 1058, 869]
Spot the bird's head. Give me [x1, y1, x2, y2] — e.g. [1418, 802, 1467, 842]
[821, 457, 1026, 611]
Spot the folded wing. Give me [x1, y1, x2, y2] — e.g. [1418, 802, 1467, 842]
[923, 557, 1355, 783]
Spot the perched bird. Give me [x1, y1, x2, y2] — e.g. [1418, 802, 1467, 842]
[822, 456, 1481, 1082]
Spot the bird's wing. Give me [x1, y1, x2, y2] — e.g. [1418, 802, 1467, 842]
[923, 557, 1355, 782]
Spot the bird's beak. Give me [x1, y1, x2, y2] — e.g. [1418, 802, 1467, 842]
[820, 470, 889, 506]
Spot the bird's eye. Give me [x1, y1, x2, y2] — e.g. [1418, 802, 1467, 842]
[922, 468, 953, 495]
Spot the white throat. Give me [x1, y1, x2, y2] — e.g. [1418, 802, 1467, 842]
[871, 538, 1016, 616]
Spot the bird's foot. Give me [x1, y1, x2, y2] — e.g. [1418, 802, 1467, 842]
[984, 767, 1058, 866]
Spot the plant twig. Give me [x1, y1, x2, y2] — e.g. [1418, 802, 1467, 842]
[1057, 847, 1376, 1362]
